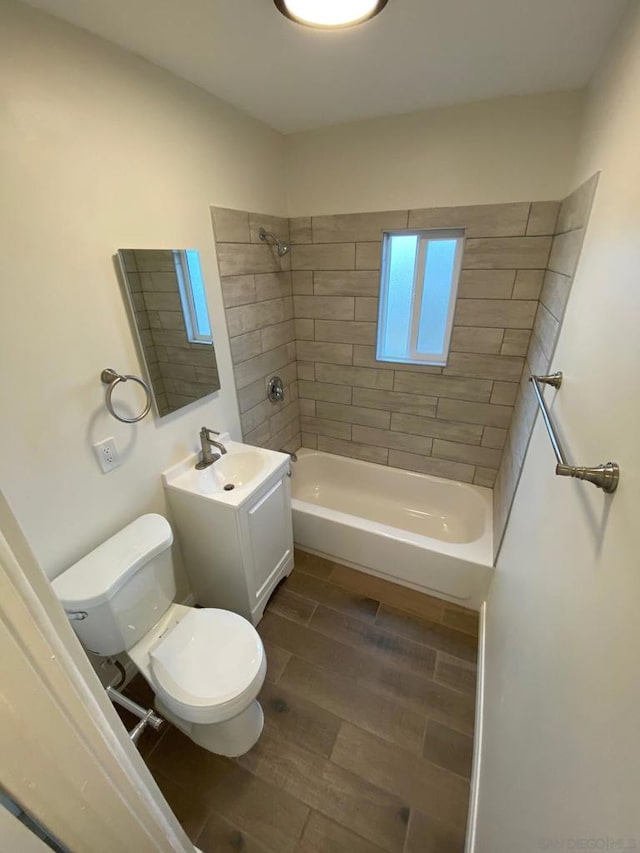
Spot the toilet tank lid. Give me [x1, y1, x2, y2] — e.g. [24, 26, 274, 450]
[52, 514, 173, 610]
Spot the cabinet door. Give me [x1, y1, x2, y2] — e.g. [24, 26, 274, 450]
[243, 474, 293, 602]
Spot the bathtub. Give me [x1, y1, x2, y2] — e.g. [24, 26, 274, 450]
[290, 449, 494, 610]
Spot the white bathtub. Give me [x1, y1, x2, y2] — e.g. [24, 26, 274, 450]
[291, 449, 494, 610]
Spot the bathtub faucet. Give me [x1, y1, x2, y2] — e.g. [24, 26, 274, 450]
[195, 427, 227, 469]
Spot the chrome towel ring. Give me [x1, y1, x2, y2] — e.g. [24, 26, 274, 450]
[101, 368, 152, 424]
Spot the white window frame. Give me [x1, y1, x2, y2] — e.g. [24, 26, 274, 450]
[173, 250, 212, 345]
[376, 228, 465, 366]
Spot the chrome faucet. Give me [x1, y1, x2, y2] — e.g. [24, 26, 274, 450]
[195, 427, 227, 469]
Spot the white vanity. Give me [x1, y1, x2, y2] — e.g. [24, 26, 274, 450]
[162, 435, 294, 625]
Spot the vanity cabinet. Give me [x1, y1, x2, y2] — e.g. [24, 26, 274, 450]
[165, 462, 294, 625]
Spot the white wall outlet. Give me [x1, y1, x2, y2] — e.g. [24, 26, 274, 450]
[93, 437, 120, 473]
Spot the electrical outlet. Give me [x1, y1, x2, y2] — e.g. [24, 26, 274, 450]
[93, 437, 120, 473]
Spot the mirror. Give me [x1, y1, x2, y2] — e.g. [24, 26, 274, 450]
[118, 249, 220, 417]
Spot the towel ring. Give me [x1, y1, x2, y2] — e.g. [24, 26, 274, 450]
[101, 368, 152, 424]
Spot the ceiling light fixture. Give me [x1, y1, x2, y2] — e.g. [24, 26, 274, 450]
[273, 0, 388, 29]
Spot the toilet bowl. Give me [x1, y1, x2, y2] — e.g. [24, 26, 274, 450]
[51, 513, 266, 757]
[128, 603, 266, 755]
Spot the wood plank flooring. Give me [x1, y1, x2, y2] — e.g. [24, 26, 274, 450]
[128, 550, 479, 853]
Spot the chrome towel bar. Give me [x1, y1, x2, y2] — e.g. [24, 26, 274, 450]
[529, 372, 620, 493]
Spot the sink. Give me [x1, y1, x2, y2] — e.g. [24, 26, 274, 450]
[212, 450, 265, 487]
[162, 435, 290, 506]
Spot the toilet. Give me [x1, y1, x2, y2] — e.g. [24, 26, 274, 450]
[51, 513, 266, 757]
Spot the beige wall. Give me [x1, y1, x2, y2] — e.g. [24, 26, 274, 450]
[284, 91, 584, 216]
[475, 4, 640, 850]
[0, 1, 286, 580]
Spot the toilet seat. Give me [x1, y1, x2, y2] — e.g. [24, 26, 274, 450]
[149, 607, 266, 725]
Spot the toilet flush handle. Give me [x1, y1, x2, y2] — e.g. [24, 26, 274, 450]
[67, 611, 88, 621]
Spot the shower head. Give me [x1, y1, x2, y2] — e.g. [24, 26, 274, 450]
[258, 227, 290, 256]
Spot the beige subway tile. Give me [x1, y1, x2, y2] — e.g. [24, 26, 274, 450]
[221, 274, 256, 308]
[289, 217, 312, 244]
[355, 242, 382, 270]
[293, 295, 355, 320]
[556, 174, 598, 234]
[300, 416, 352, 440]
[482, 427, 507, 449]
[315, 362, 394, 390]
[316, 402, 391, 430]
[312, 211, 408, 243]
[457, 270, 515, 299]
[526, 201, 559, 236]
[540, 270, 572, 321]
[301, 432, 318, 449]
[295, 318, 314, 340]
[296, 341, 353, 365]
[237, 378, 267, 413]
[450, 327, 504, 355]
[292, 270, 313, 294]
[243, 420, 271, 447]
[548, 229, 584, 277]
[230, 330, 262, 364]
[314, 271, 381, 297]
[226, 298, 286, 337]
[269, 400, 300, 436]
[299, 398, 316, 417]
[463, 236, 552, 269]
[454, 299, 537, 329]
[352, 425, 433, 455]
[291, 243, 355, 271]
[437, 398, 513, 427]
[512, 269, 544, 300]
[297, 361, 315, 381]
[317, 436, 388, 464]
[262, 320, 296, 352]
[533, 303, 560, 362]
[249, 212, 289, 245]
[388, 450, 475, 483]
[283, 296, 294, 320]
[501, 329, 531, 357]
[158, 363, 197, 381]
[314, 320, 377, 345]
[298, 380, 352, 404]
[211, 207, 250, 242]
[394, 371, 493, 402]
[409, 202, 530, 237]
[240, 399, 273, 435]
[491, 382, 518, 405]
[433, 439, 502, 469]
[474, 468, 498, 488]
[255, 271, 292, 301]
[352, 387, 437, 416]
[526, 330, 551, 377]
[444, 352, 524, 382]
[352, 345, 401, 371]
[390, 412, 483, 445]
[143, 291, 183, 313]
[234, 345, 292, 389]
[268, 417, 301, 453]
[355, 297, 379, 321]
[216, 242, 280, 276]
[148, 271, 182, 292]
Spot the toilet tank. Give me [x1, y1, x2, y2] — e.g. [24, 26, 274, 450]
[52, 514, 176, 656]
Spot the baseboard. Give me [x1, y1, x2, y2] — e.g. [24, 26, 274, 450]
[465, 600, 486, 853]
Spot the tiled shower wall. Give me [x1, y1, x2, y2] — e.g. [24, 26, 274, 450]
[492, 174, 598, 554]
[211, 208, 300, 452]
[288, 204, 558, 487]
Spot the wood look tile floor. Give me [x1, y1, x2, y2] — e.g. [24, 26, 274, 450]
[126, 550, 479, 853]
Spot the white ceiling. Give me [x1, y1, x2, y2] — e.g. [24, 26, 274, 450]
[26, 0, 628, 133]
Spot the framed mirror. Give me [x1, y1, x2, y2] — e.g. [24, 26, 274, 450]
[118, 249, 220, 417]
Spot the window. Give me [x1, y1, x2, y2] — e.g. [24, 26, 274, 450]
[173, 249, 213, 345]
[376, 229, 464, 366]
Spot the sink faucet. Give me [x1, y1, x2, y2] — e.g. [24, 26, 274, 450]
[195, 427, 227, 469]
